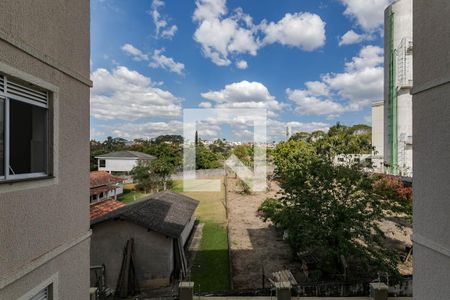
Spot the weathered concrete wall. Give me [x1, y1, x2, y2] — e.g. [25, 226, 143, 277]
[0, 0, 91, 298]
[90, 220, 174, 290]
[413, 1, 450, 299]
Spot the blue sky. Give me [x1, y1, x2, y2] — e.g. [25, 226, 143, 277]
[90, 0, 391, 142]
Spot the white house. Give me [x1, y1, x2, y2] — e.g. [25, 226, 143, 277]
[96, 151, 156, 174]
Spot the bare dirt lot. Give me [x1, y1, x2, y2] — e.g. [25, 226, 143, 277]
[227, 177, 301, 290]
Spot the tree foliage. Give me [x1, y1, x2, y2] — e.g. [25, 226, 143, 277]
[261, 124, 409, 282]
[131, 157, 176, 192]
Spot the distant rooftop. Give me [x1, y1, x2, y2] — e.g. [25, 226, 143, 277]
[96, 150, 156, 160]
[90, 171, 124, 188]
[90, 199, 125, 220]
[91, 191, 199, 238]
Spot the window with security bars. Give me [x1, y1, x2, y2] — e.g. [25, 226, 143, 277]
[0, 74, 50, 181]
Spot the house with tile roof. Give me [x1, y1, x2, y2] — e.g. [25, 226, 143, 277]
[96, 151, 156, 174]
[90, 171, 124, 203]
[90, 191, 199, 293]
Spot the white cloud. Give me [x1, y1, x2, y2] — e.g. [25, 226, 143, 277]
[323, 45, 384, 110]
[149, 49, 185, 75]
[267, 119, 331, 141]
[121, 43, 149, 61]
[91, 66, 182, 121]
[151, 0, 178, 39]
[199, 101, 213, 108]
[340, 0, 392, 32]
[103, 121, 183, 140]
[304, 81, 329, 96]
[339, 30, 372, 46]
[193, 0, 227, 21]
[193, 6, 259, 66]
[192, 0, 326, 66]
[200, 80, 283, 116]
[235, 60, 248, 69]
[286, 121, 331, 133]
[287, 45, 384, 117]
[121, 44, 185, 75]
[261, 12, 326, 51]
[287, 89, 346, 116]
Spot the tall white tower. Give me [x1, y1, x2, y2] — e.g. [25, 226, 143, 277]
[384, 0, 413, 176]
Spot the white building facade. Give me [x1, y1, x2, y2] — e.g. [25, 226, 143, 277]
[384, 0, 413, 177]
[371, 100, 385, 173]
[96, 151, 156, 174]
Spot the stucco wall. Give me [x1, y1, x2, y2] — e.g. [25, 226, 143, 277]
[90, 220, 174, 290]
[413, 0, 450, 298]
[0, 0, 91, 298]
[1, 238, 90, 300]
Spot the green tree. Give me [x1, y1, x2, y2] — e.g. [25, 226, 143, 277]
[130, 161, 158, 193]
[131, 157, 176, 192]
[232, 144, 253, 167]
[196, 143, 222, 169]
[262, 135, 406, 282]
[150, 157, 176, 190]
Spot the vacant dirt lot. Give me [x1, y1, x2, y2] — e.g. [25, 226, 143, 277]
[227, 177, 301, 290]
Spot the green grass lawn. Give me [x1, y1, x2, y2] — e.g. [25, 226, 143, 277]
[118, 189, 148, 203]
[172, 179, 231, 292]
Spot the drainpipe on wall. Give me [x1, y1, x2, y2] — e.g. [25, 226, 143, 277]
[389, 11, 398, 175]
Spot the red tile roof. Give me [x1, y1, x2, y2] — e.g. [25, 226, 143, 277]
[90, 199, 125, 220]
[90, 171, 124, 188]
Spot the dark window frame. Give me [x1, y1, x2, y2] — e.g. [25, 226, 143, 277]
[0, 75, 52, 183]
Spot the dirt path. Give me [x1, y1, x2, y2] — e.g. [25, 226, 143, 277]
[227, 177, 301, 290]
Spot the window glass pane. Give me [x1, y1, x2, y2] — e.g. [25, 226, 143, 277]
[0, 98, 3, 176]
[9, 100, 47, 175]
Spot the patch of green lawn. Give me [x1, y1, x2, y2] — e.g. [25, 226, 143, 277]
[172, 178, 231, 292]
[190, 222, 230, 292]
[118, 189, 148, 203]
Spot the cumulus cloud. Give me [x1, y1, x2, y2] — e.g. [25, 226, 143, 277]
[261, 12, 326, 50]
[340, 0, 393, 32]
[288, 45, 384, 117]
[235, 60, 248, 69]
[267, 119, 331, 141]
[149, 49, 185, 75]
[121, 44, 185, 75]
[200, 80, 283, 116]
[90, 66, 182, 121]
[151, 0, 178, 39]
[287, 88, 346, 116]
[338, 30, 372, 46]
[199, 101, 212, 108]
[121, 43, 149, 61]
[102, 121, 183, 140]
[192, 0, 326, 66]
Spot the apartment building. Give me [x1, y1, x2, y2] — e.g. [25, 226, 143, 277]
[0, 1, 91, 299]
[413, 0, 450, 298]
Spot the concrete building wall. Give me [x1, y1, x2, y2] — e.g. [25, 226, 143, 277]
[98, 158, 138, 173]
[0, 0, 91, 298]
[90, 220, 174, 290]
[371, 100, 385, 173]
[384, 0, 413, 176]
[413, 1, 450, 298]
